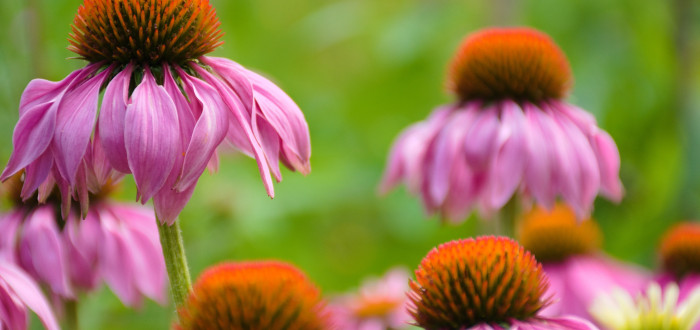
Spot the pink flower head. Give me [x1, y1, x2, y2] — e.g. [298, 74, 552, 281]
[330, 268, 411, 330]
[657, 222, 700, 306]
[380, 27, 623, 222]
[1, 0, 311, 225]
[0, 261, 60, 330]
[408, 236, 599, 329]
[517, 204, 650, 320]
[0, 175, 166, 308]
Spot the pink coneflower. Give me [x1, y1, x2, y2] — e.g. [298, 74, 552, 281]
[177, 261, 330, 330]
[330, 267, 411, 330]
[517, 203, 649, 320]
[408, 236, 598, 329]
[657, 222, 700, 308]
[1, 0, 311, 224]
[380, 27, 623, 222]
[0, 174, 166, 308]
[0, 261, 60, 330]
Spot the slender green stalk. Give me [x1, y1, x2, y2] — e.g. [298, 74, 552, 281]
[64, 300, 78, 330]
[157, 219, 192, 310]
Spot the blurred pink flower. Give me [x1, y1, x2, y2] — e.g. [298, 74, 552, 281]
[518, 204, 649, 320]
[330, 268, 411, 330]
[1, 0, 310, 225]
[380, 28, 622, 222]
[0, 176, 166, 308]
[0, 261, 60, 330]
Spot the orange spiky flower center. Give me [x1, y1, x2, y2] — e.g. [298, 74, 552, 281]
[518, 203, 602, 263]
[408, 236, 549, 328]
[69, 0, 223, 65]
[177, 261, 329, 330]
[449, 27, 572, 103]
[660, 222, 700, 279]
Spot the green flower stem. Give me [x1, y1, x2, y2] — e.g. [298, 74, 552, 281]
[157, 219, 192, 310]
[64, 300, 78, 330]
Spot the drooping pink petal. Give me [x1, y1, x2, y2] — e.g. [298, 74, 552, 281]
[63, 211, 101, 291]
[0, 211, 22, 263]
[18, 207, 73, 298]
[173, 71, 229, 192]
[2, 67, 94, 181]
[536, 109, 582, 214]
[108, 205, 166, 304]
[426, 108, 476, 205]
[0, 279, 29, 330]
[195, 65, 275, 197]
[2, 101, 58, 182]
[97, 209, 139, 306]
[464, 106, 500, 170]
[488, 101, 526, 209]
[152, 67, 199, 225]
[592, 131, 623, 202]
[379, 107, 451, 194]
[0, 262, 60, 330]
[53, 66, 112, 184]
[124, 68, 180, 202]
[522, 104, 555, 208]
[247, 69, 311, 173]
[254, 116, 283, 181]
[98, 64, 134, 173]
[20, 149, 53, 201]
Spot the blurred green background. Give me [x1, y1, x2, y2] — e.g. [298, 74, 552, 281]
[1, 0, 699, 328]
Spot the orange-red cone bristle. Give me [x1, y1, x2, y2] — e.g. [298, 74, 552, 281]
[69, 0, 223, 65]
[177, 261, 329, 330]
[518, 203, 602, 263]
[660, 222, 700, 279]
[449, 27, 572, 102]
[408, 236, 550, 328]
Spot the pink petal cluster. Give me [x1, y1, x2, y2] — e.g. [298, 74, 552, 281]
[541, 255, 650, 320]
[2, 56, 310, 224]
[381, 100, 623, 222]
[0, 261, 59, 330]
[0, 202, 166, 307]
[329, 268, 411, 330]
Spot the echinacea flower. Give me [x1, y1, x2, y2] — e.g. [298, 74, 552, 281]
[0, 261, 60, 330]
[0, 174, 166, 307]
[590, 282, 700, 330]
[1, 0, 311, 224]
[177, 261, 329, 330]
[657, 222, 700, 305]
[518, 203, 650, 320]
[330, 267, 411, 330]
[380, 27, 622, 222]
[408, 236, 598, 329]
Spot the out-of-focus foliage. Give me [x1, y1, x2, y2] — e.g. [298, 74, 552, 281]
[0, 0, 698, 329]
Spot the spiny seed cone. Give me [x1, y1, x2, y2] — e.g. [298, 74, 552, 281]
[518, 203, 602, 263]
[449, 27, 572, 103]
[408, 236, 550, 329]
[177, 261, 329, 330]
[69, 0, 223, 65]
[660, 222, 700, 279]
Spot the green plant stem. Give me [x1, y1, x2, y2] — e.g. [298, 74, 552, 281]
[157, 219, 192, 310]
[481, 199, 520, 237]
[64, 300, 78, 330]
